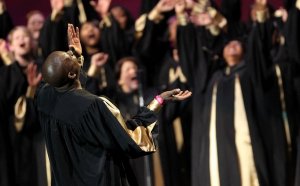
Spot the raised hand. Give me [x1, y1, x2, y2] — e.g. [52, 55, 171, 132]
[90, 0, 111, 17]
[190, 12, 213, 26]
[255, 0, 267, 6]
[0, 39, 8, 54]
[0, 0, 6, 11]
[160, 89, 192, 102]
[175, 0, 186, 14]
[155, 0, 175, 13]
[68, 24, 82, 56]
[50, 0, 64, 13]
[185, 0, 195, 10]
[91, 52, 109, 67]
[274, 7, 288, 22]
[26, 63, 42, 87]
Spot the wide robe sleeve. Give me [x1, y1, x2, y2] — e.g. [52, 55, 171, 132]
[177, 23, 220, 92]
[0, 10, 13, 39]
[79, 96, 161, 158]
[99, 15, 131, 68]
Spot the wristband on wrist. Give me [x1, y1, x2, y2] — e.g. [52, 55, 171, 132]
[155, 95, 164, 105]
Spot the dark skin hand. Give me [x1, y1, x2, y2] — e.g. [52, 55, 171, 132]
[160, 89, 192, 102]
[68, 24, 82, 56]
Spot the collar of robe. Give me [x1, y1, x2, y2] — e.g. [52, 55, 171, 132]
[224, 60, 246, 76]
[54, 81, 82, 92]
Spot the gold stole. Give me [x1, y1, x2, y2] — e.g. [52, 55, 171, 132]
[234, 75, 259, 186]
[209, 75, 259, 186]
[274, 65, 292, 152]
[99, 96, 157, 152]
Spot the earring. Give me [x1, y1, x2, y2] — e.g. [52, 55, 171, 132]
[68, 72, 77, 79]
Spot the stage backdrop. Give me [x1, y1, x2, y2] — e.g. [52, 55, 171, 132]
[6, 0, 282, 26]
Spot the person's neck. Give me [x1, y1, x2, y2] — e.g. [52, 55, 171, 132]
[15, 54, 33, 67]
[226, 58, 241, 67]
[55, 80, 82, 92]
[85, 46, 99, 55]
[120, 85, 134, 94]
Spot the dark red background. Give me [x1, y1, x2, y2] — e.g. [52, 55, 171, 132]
[6, 0, 283, 25]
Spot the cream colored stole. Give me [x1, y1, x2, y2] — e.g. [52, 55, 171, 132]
[234, 75, 259, 186]
[274, 65, 292, 152]
[209, 75, 259, 186]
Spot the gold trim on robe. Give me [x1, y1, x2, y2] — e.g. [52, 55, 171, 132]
[148, 9, 164, 24]
[234, 75, 259, 186]
[147, 99, 163, 113]
[296, 0, 300, 10]
[176, 13, 188, 26]
[14, 96, 26, 132]
[99, 96, 157, 152]
[45, 147, 51, 186]
[76, 0, 87, 24]
[256, 9, 269, 23]
[0, 52, 13, 66]
[135, 14, 147, 39]
[209, 83, 220, 186]
[173, 117, 184, 152]
[275, 65, 292, 152]
[100, 15, 112, 28]
[169, 66, 187, 84]
[209, 75, 259, 186]
[0, 1, 5, 14]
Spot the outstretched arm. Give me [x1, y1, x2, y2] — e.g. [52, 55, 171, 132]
[95, 88, 191, 157]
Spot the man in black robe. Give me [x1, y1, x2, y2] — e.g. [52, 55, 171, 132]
[35, 24, 191, 186]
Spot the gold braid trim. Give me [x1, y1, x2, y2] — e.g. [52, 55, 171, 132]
[87, 64, 98, 77]
[148, 9, 164, 24]
[26, 86, 36, 98]
[100, 15, 112, 28]
[76, 0, 87, 24]
[207, 7, 227, 30]
[147, 99, 163, 113]
[64, 0, 73, 7]
[14, 96, 27, 132]
[177, 13, 188, 26]
[0, 52, 13, 66]
[135, 14, 147, 39]
[256, 9, 269, 23]
[297, 0, 300, 10]
[0, 1, 5, 15]
[192, 2, 207, 14]
[207, 24, 221, 36]
[135, 14, 147, 32]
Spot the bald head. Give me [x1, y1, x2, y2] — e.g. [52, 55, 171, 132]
[42, 51, 81, 88]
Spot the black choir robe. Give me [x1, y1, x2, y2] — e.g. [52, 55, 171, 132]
[134, 16, 170, 88]
[178, 20, 290, 186]
[282, 4, 300, 186]
[81, 51, 116, 97]
[112, 87, 158, 186]
[158, 54, 192, 186]
[35, 83, 160, 186]
[0, 62, 47, 186]
[0, 10, 13, 39]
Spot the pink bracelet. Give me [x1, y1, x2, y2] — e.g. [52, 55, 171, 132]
[155, 95, 164, 105]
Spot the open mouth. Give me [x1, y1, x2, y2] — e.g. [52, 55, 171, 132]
[19, 43, 26, 48]
[131, 76, 138, 81]
[87, 33, 96, 40]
